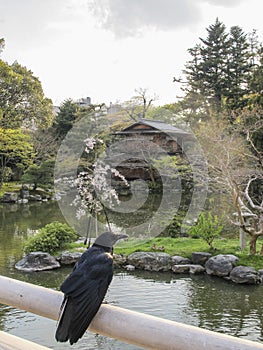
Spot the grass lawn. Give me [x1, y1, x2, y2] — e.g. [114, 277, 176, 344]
[64, 236, 263, 270]
[113, 236, 263, 270]
[46, 235, 263, 270]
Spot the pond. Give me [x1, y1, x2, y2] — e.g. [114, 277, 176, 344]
[0, 201, 263, 349]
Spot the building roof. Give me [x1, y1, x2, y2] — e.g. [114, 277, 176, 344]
[116, 119, 191, 137]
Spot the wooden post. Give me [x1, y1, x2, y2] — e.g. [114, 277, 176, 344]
[0, 275, 263, 350]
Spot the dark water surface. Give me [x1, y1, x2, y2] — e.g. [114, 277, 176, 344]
[1, 201, 263, 349]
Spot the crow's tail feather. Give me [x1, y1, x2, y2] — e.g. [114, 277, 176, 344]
[55, 298, 73, 343]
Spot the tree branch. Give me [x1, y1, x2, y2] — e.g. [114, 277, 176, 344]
[244, 176, 263, 212]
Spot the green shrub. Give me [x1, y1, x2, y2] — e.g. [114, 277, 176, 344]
[24, 221, 78, 254]
[187, 212, 223, 250]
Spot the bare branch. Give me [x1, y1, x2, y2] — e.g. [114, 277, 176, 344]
[246, 130, 263, 168]
[243, 176, 263, 212]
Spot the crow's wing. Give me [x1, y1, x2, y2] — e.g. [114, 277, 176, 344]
[55, 249, 113, 345]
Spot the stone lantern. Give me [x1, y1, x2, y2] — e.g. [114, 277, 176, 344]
[233, 210, 257, 250]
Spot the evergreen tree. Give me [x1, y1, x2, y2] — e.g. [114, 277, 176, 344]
[249, 46, 263, 105]
[181, 44, 212, 120]
[22, 159, 55, 190]
[181, 19, 258, 117]
[226, 26, 252, 109]
[198, 18, 230, 109]
[53, 99, 80, 139]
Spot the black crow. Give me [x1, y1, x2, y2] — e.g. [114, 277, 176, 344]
[55, 231, 127, 345]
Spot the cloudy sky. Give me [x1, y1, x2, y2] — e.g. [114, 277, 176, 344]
[1, 0, 263, 106]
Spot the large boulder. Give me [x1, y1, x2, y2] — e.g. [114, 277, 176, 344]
[15, 252, 60, 272]
[58, 251, 82, 265]
[191, 252, 212, 265]
[258, 269, 263, 281]
[29, 194, 42, 201]
[113, 254, 127, 268]
[20, 185, 30, 199]
[170, 255, 191, 265]
[172, 264, 192, 274]
[189, 265, 206, 274]
[171, 264, 205, 274]
[2, 192, 18, 203]
[205, 254, 239, 277]
[230, 266, 262, 284]
[127, 252, 171, 271]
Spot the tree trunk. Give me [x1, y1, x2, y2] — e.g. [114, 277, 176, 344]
[249, 234, 257, 255]
[239, 228, 246, 250]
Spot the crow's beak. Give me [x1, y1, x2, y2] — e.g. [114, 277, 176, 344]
[116, 234, 128, 241]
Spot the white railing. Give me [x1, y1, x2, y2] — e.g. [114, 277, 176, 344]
[0, 331, 50, 350]
[0, 275, 263, 350]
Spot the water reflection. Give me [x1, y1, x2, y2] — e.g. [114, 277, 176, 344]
[0, 201, 66, 275]
[189, 274, 263, 341]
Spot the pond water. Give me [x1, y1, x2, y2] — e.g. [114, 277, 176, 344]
[1, 201, 263, 349]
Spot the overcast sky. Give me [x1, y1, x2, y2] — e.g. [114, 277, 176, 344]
[1, 0, 263, 106]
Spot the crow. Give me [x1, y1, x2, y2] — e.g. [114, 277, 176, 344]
[55, 231, 127, 345]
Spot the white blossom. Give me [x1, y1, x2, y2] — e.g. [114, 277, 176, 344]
[61, 137, 128, 220]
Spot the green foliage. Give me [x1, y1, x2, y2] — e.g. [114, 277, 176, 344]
[153, 156, 191, 179]
[0, 38, 4, 55]
[0, 181, 20, 196]
[24, 221, 78, 254]
[0, 128, 34, 187]
[226, 25, 252, 109]
[182, 19, 259, 117]
[0, 60, 53, 128]
[1, 166, 13, 182]
[160, 210, 188, 237]
[187, 212, 224, 249]
[114, 236, 263, 270]
[53, 99, 80, 139]
[22, 159, 55, 190]
[114, 236, 239, 257]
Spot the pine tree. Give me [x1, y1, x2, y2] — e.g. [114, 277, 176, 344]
[182, 19, 230, 115]
[250, 46, 263, 103]
[181, 19, 258, 117]
[53, 99, 80, 139]
[226, 26, 252, 109]
[198, 18, 230, 109]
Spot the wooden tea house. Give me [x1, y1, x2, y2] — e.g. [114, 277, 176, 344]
[110, 119, 192, 181]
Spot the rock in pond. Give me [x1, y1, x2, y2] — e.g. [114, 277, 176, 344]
[124, 264, 136, 271]
[127, 252, 171, 272]
[189, 264, 206, 274]
[59, 251, 82, 265]
[191, 252, 212, 265]
[230, 266, 262, 284]
[20, 184, 30, 199]
[113, 254, 127, 268]
[15, 252, 61, 272]
[170, 255, 191, 265]
[205, 254, 239, 277]
[2, 192, 18, 203]
[171, 264, 205, 274]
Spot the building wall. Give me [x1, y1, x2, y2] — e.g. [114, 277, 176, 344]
[120, 133, 180, 155]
